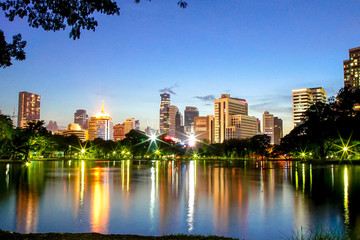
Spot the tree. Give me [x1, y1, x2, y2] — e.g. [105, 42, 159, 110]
[0, 0, 187, 68]
[0, 114, 14, 158]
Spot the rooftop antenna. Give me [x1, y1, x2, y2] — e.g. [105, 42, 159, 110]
[101, 100, 104, 113]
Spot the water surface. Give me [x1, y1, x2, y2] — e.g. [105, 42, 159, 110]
[0, 160, 359, 239]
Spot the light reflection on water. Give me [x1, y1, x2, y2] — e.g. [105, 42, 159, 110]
[0, 160, 359, 239]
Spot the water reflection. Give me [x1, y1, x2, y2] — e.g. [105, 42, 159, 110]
[0, 160, 359, 239]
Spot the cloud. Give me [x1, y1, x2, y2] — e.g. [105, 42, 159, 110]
[194, 94, 216, 102]
[159, 84, 178, 95]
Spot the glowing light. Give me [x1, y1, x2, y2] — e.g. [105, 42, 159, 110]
[150, 134, 157, 141]
[81, 149, 85, 154]
[343, 147, 348, 151]
[301, 153, 305, 157]
[25, 162, 30, 167]
[155, 150, 160, 154]
[113, 151, 116, 155]
[188, 134, 196, 147]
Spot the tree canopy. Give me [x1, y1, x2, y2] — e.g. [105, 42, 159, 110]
[0, 0, 187, 68]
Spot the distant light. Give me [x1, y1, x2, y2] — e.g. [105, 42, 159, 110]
[301, 153, 305, 156]
[81, 149, 85, 154]
[188, 134, 196, 147]
[343, 147, 348, 151]
[113, 151, 116, 154]
[150, 134, 157, 141]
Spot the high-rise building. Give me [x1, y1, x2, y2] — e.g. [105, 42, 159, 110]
[194, 115, 214, 143]
[124, 118, 135, 135]
[214, 94, 248, 143]
[184, 106, 199, 134]
[18, 91, 41, 128]
[228, 115, 258, 140]
[159, 93, 170, 134]
[262, 111, 283, 145]
[292, 87, 326, 127]
[169, 105, 179, 138]
[135, 120, 140, 130]
[344, 47, 360, 88]
[46, 120, 59, 132]
[74, 109, 88, 129]
[145, 126, 156, 136]
[63, 123, 88, 142]
[88, 102, 113, 141]
[113, 123, 125, 141]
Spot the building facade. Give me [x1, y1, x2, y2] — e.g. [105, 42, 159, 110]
[113, 123, 125, 141]
[159, 93, 170, 134]
[88, 103, 113, 141]
[292, 87, 326, 127]
[262, 111, 283, 145]
[124, 118, 135, 135]
[74, 109, 88, 130]
[229, 115, 258, 140]
[184, 106, 199, 134]
[63, 123, 88, 142]
[214, 94, 248, 143]
[344, 47, 360, 88]
[18, 91, 41, 128]
[194, 115, 214, 143]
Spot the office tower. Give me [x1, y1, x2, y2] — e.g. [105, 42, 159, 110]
[273, 117, 283, 145]
[344, 47, 360, 88]
[124, 118, 135, 135]
[184, 106, 199, 134]
[228, 115, 258, 139]
[63, 123, 88, 142]
[113, 123, 125, 141]
[194, 115, 214, 143]
[135, 120, 140, 130]
[214, 94, 248, 143]
[88, 102, 113, 140]
[145, 126, 156, 136]
[159, 93, 170, 134]
[292, 87, 327, 127]
[169, 105, 179, 138]
[262, 111, 283, 145]
[0, 110, 2, 115]
[74, 109, 89, 129]
[17, 91, 41, 128]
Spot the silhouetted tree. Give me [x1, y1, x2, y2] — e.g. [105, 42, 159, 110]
[0, 0, 187, 67]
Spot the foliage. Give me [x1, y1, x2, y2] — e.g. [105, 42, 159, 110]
[288, 226, 348, 240]
[0, 30, 26, 68]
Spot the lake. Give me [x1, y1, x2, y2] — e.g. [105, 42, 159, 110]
[0, 160, 359, 239]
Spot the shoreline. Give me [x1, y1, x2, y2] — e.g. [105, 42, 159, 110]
[0, 230, 239, 240]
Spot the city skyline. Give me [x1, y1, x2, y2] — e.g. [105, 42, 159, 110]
[1, 0, 359, 135]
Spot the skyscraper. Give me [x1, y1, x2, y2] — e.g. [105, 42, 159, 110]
[184, 106, 199, 134]
[124, 118, 135, 135]
[88, 102, 113, 141]
[74, 109, 88, 129]
[344, 47, 360, 88]
[214, 94, 251, 143]
[159, 93, 170, 134]
[262, 111, 283, 145]
[194, 115, 214, 143]
[292, 87, 326, 127]
[18, 91, 41, 128]
[169, 105, 179, 138]
[113, 123, 125, 141]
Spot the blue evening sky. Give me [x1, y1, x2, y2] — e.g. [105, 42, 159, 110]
[1, 0, 359, 135]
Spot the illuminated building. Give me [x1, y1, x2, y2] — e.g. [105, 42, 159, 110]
[344, 47, 360, 88]
[292, 87, 326, 127]
[194, 115, 214, 143]
[113, 123, 125, 141]
[124, 118, 135, 135]
[228, 114, 258, 139]
[63, 123, 88, 142]
[159, 93, 170, 134]
[88, 102, 113, 140]
[74, 109, 89, 130]
[169, 105, 182, 138]
[184, 106, 199, 134]
[262, 111, 283, 145]
[214, 94, 248, 143]
[17, 91, 41, 128]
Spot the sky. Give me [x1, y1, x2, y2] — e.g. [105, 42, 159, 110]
[1, 0, 360, 135]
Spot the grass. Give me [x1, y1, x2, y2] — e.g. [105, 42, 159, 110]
[287, 226, 349, 240]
